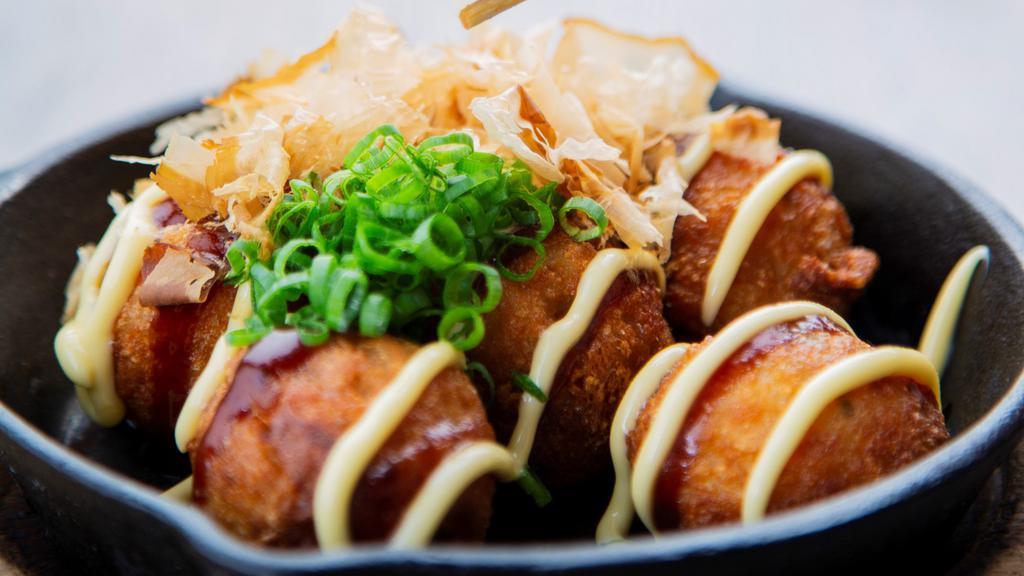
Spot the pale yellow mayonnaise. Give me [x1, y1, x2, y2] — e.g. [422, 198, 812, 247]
[630, 301, 851, 533]
[174, 282, 252, 451]
[597, 343, 690, 543]
[163, 475, 193, 502]
[313, 341, 463, 549]
[389, 441, 519, 548]
[918, 246, 990, 374]
[507, 248, 664, 469]
[741, 346, 939, 522]
[55, 185, 167, 426]
[677, 132, 713, 182]
[701, 150, 833, 327]
[607, 246, 982, 539]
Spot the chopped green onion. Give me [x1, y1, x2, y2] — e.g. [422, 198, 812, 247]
[412, 213, 466, 271]
[325, 268, 368, 332]
[465, 361, 495, 407]
[442, 262, 502, 313]
[344, 125, 401, 171]
[438, 307, 485, 351]
[359, 292, 393, 337]
[224, 239, 260, 285]
[517, 466, 552, 507]
[512, 372, 548, 402]
[495, 236, 546, 282]
[223, 124, 603, 350]
[558, 197, 608, 242]
[510, 192, 555, 242]
[226, 316, 271, 347]
[393, 288, 432, 325]
[287, 306, 330, 346]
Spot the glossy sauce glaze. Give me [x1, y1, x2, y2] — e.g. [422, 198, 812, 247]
[129, 238, 232, 435]
[174, 282, 252, 450]
[55, 114, 988, 548]
[183, 325, 500, 548]
[628, 302, 852, 534]
[598, 243, 986, 541]
[313, 341, 464, 548]
[742, 345, 938, 522]
[152, 198, 187, 228]
[192, 330, 313, 503]
[389, 441, 518, 548]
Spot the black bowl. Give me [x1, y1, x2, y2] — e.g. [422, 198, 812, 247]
[1, 85, 1023, 575]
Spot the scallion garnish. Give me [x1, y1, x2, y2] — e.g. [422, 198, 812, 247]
[223, 124, 608, 351]
[517, 465, 552, 507]
[465, 361, 495, 407]
[558, 197, 608, 242]
[511, 373, 548, 402]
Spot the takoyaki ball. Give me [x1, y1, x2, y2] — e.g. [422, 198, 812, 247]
[628, 314, 948, 530]
[113, 203, 236, 436]
[664, 152, 879, 336]
[189, 331, 495, 547]
[471, 229, 674, 486]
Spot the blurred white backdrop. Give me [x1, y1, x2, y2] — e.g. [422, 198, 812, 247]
[1, 0, 1021, 215]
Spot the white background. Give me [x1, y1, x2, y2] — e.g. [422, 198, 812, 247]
[2, 1, 1021, 216]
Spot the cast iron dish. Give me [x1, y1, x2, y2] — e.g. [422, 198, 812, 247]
[1, 84, 1023, 574]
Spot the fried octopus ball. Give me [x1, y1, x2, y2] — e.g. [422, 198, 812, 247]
[665, 152, 880, 336]
[113, 206, 236, 437]
[189, 331, 495, 547]
[628, 313, 948, 530]
[470, 229, 674, 486]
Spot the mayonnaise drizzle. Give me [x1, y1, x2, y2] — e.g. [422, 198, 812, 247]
[168, 332, 516, 548]
[507, 248, 665, 469]
[701, 150, 833, 327]
[163, 475, 194, 502]
[389, 441, 519, 548]
[174, 282, 252, 451]
[145, 128, 985, 544]
[607, 253, 981, 540]
[742, 347, 939, 522]
[918, 246, 990, 374]
[55, 185, 167, 426]
[677, 131, 713, 182]
[313, 341, 463, 549]
[597, 343, 690, 543]
[630, 301, 851, 533]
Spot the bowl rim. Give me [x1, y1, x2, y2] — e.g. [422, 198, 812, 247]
[2, 84, 1024, 573]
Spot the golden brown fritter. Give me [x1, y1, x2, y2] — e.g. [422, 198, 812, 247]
[189, 331, 495, 547]
[665, 152, 879, 336]
[113, 277, 234, 436]
[113, 205, 236, 437]
[470, 230, 674, 486]
[628, 315, 948, 530]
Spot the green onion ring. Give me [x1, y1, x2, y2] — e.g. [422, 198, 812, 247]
[412, 213, 467, 271]
[437, 307, 485, 351]
[495, 235, 547, 282]
[557, 197, 608, 242]
[359, 292, 393, 337]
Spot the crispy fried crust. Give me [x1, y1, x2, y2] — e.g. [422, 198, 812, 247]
[470, 230, 674, 486]
[113, 279, 234, 435]
[665, 152, 879, 336]
[112, 215, 236, 437]
[628, 316, 948, 530]
[189, 332, 495, 547]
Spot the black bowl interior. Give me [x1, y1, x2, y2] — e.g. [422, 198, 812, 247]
[1, 86, 1023, 575]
